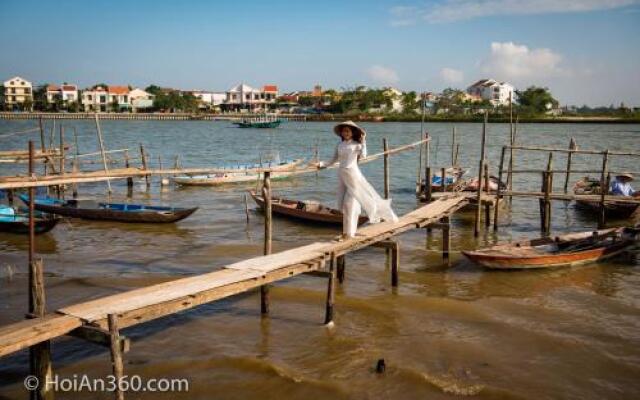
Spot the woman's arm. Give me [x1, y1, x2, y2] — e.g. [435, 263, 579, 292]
[359, 138, 367, 159]
[319, 144, 339, 168]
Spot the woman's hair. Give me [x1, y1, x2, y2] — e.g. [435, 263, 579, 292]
[339, 126, 363, 143]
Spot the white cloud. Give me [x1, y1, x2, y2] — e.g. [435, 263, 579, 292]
[367, 65, 399, 85]
[389, 6, 418, 26]
[391, 0, 640, 23]
[480, 42, 567, 81]
[440, 67, 464, 83]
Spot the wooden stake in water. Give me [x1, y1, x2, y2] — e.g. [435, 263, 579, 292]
[383, 138, 390, 199]
[451, 126, 456, 165]
[598, 150, 610, 229]
[94, 114, 112, 194]
[474, 112, 488, 237]
[261, 171, 272, 315]
[563, 137, 577, 194]
[108, 314, 125, 400]
[493, 146, 506, 231]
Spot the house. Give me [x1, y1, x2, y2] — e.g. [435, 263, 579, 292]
[224, 83, 279, 111]
[81, 86, 109, 112]
[3, 76, 33, 110]
[466, 79, 514, 106]
[188, 90, 227, 110]
[46, 84, 78, 109]
[383, 87, 403, 112]
[128, 88, 155, 111]
[107, 86, 131, 111]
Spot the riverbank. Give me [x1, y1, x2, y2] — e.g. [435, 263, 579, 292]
[1, 111, 639, 124]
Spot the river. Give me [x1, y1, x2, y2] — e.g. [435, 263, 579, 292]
[1, 120, 639, 399]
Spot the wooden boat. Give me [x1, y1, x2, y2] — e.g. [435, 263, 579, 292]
[173, 159, 304, 186]
[462, 227, 639, 269]
[419, 166, 467, 193]
[573, 177, 639, 218]
[0, 206, 59, 234]
[19, 195, 197, 223]
[249, 190, 368, 226]
[233, 120, 282, 128]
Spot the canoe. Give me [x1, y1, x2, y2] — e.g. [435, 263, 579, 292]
[18, 195, 197, 223]
[0, 209, 59, 234]
[573, 177, 639, 218]
[173, 159, 304, 186]
[233, 120, 282, 128]
[462, 227, 638, 269]
[249, 190, 368, 226]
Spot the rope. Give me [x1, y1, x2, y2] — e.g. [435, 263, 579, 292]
[0, 127, 40, 138]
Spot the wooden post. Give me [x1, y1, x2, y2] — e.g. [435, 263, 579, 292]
[94, 114, 112, 194]
[391, 242, 399, 287]
[324, 253, 337, 325]
[541, 153, 553, 235]
[493, 146, 506, 231]
[440, 167, 446, 193]
[39, 117, 47, 176]
[28, 141, 53, 400]
[424, 166, 432, 202]
[58, 126, 65, 199]
[383, 138, 390, 199]
[139, 144, 150, 190]
[451, 126, 456, 165]
[598, 150, 610, 229]
[261, 171, 272, 315]
[442, 216, 450, 266]
[108, 314, 125, 400]
[508, 92, 514, 196]
[337, 255, 345, 284]
[244, 193, 250, 224]
[484, 163, 491, 228]
[124, 150, 133, 190]
[563, 137, 576, 194]
[454, 143, 460, 166]
[158, 155, 166, 187]
[474, 112, 488, 237]
[71, 158, 78, 198]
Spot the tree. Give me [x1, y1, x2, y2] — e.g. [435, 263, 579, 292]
[22, 98, 33, 111]
[516, 86, 558, 114]
[111, 97, 119, 112]
[92, 83, 108, 90]
[401, 91, 418, 114]
[145, 85, 163, 96]
[33, 84, 48, 111]
[67, 101, 79, 113]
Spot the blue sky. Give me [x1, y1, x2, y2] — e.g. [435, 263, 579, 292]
[1, 0, 639, 106]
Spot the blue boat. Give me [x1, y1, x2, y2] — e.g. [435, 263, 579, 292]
[18, 195, 197, 223]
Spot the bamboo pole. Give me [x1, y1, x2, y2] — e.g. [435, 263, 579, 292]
[324, 253, 337, 325]
[244, 193, 250, 224]
[454, 143, 460, 166]
[94, 114, 112, 194]
[108, 314, 125, 400]
[383, 138, 389, 199]
[58, 126, 65, 199]
[424, 166, 432, 202]
[28, 141, 53, 400]
[563, 137, 576, 193]
[484, 163, 491, 228]
[599, 151, 610, 229]
[139, 144, 149, 190]
[540, 153, 553, 234]
[390, 242, 399, 286]
[493, 146, 506, 231]
[508, 92, 514, 197]
[474, 113, 488, 237]
[261, 171, 272, 315]
[442, 216, 450, 266]
[124, 150, 133, 190]
[337, 255, 346, 284]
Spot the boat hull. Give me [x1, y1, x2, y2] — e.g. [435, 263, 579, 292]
[0, 217, 59, 234]
[463, 228, 636, 269]
[250, 191, 367, 226]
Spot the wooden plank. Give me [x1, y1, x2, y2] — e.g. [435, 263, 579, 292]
[0, 315, 82, 358]
[225, 243, 329, 272]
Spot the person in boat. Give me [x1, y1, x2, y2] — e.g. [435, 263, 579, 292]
[610, 173, 639, 197]
[319, 121, 398, 238]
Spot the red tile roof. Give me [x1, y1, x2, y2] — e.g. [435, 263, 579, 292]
[108, 86, 129, 95]
[263, 85, 278, 92]
[46, 85, 60, 92]
[62, 85, 77, 91]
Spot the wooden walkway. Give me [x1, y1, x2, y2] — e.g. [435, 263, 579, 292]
[0, 194, 468, 359]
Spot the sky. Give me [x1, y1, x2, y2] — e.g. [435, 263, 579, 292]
[1, 0, 639, 106]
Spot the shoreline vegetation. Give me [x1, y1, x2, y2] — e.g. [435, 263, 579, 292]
[1, 111, 639, 124]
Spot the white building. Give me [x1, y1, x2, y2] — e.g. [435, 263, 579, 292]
[128, 88, 154, 111]
[46, 84, 78, 108]
[81, 86, 109, 112]
[3, 76, 33, 110]
[224, 83, 278, 111]
[188, 90, 226, 110]
[466, 79, 514, 106]
[383, 87, 403, 112]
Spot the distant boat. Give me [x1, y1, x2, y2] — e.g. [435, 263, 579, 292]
[462, 227, 638, 269]
[19, 195, 197, 223]
[173, 159, 304, 186]
[418, 166, 467, 194]
[249, 190, 367, 226]
[573, 177, 639, 218]
[233, 120, 282, 129]
[0, 205, 59, 234]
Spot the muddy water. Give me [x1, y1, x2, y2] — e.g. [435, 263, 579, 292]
[0, 121, 639, 399]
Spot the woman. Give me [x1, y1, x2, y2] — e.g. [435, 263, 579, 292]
[320, 121, 399, 238]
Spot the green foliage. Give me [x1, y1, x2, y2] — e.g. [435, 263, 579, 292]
[325, 87, 393, 114]
[91, 83, 108, 90]
[515, 86, 558, 114]
[151, 90, 199, 113]
[111, 97, 119, 112]
[145, 85, 163, 96]
[67, 101, 79, 113]
[401, 91, 418, 113]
